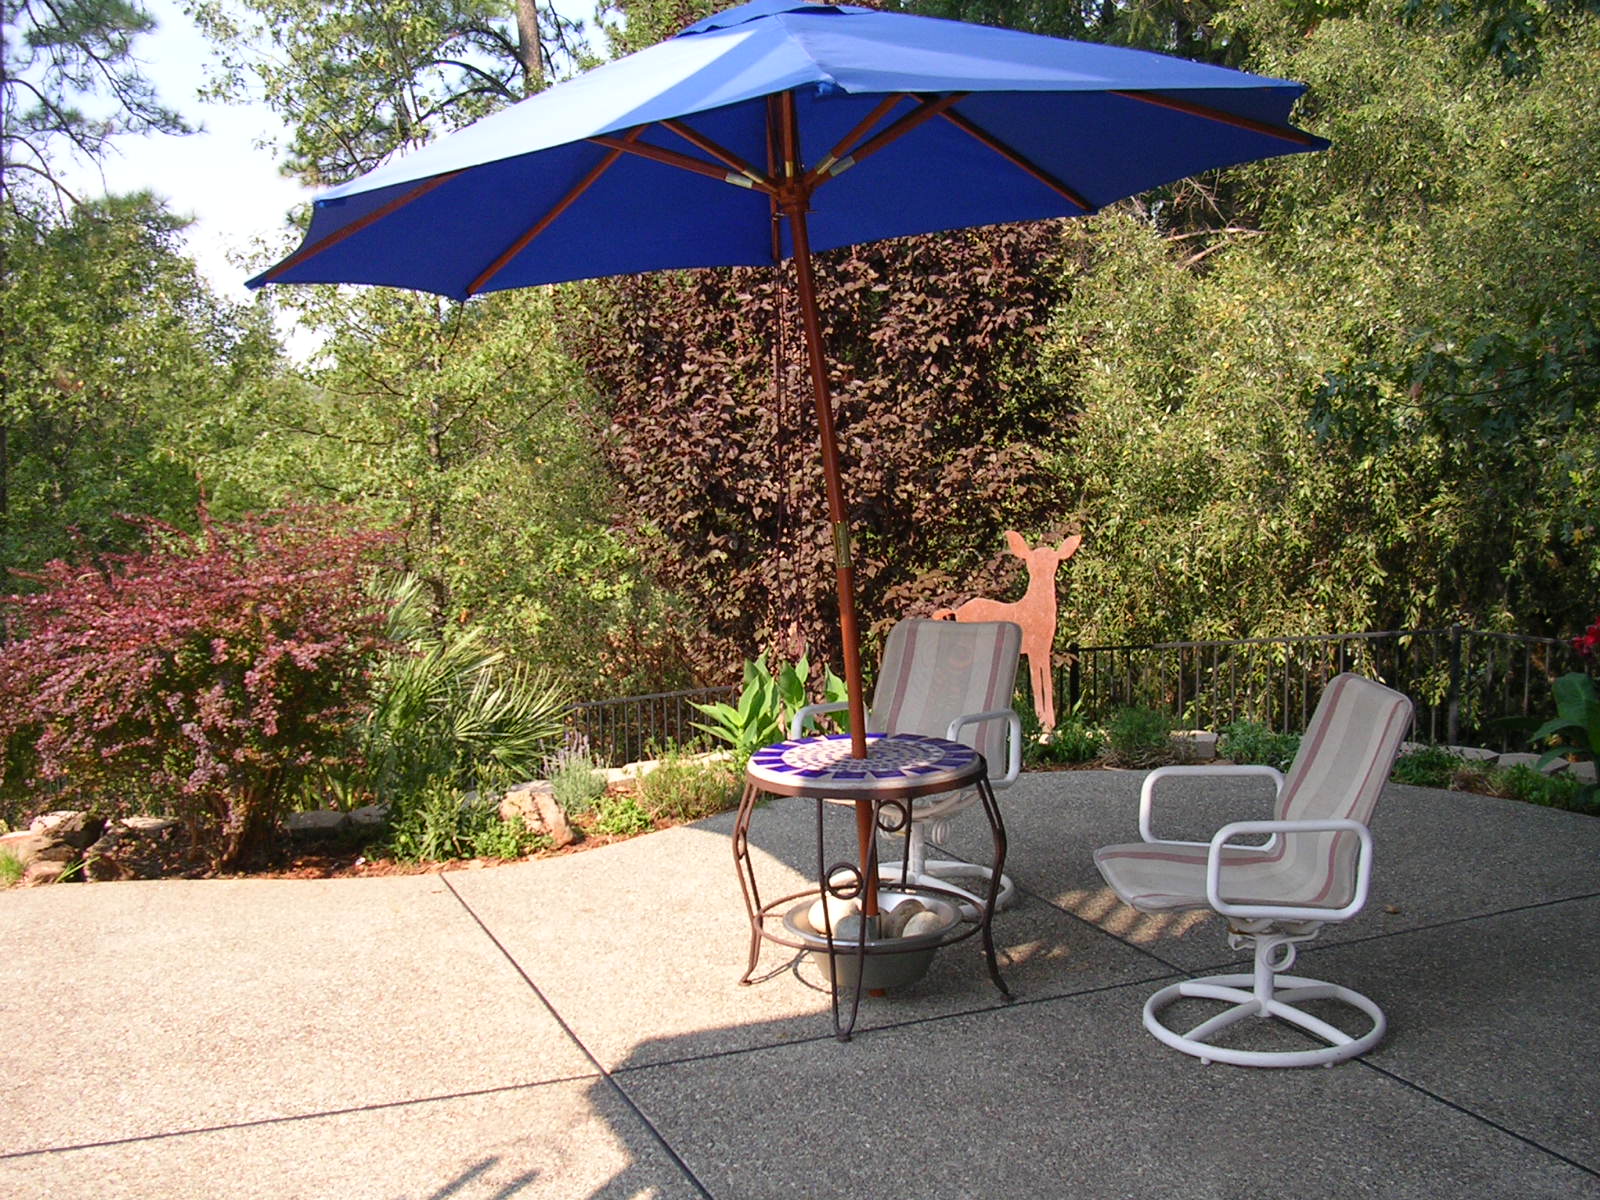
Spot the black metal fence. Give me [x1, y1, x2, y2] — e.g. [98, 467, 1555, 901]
[567, 627, 1586, 765]
[566, 685, 737, 767]
[1062, 626, 1584, 750]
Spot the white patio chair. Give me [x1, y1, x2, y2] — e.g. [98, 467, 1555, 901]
[792, 617, 1023, 915]
[1094, 673, 1413, 1067]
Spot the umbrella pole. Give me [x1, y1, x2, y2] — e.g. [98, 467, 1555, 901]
[782, 196, 879, 923]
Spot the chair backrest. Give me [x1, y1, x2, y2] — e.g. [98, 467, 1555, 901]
[1272, 673, 1414, 908]
[869, 618, 1022, 771]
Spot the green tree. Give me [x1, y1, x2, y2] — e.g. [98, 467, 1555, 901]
[194, 0, 699, 691]
[0, 193, 280, 574]
[227, 282, 693, 692]
[1041, 3, 1600, 645]
[1, 0, 189, 210]
[193, 0, 588, 184]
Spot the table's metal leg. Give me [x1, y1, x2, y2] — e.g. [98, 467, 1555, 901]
[736, 736, 1006, 1040]
[820, 796, 872, 1042]
[732, 780, 765, 985]
[972, 773, 1012, 999]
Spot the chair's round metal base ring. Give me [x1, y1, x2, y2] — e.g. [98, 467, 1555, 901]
[1143, 972, 1386, 1068]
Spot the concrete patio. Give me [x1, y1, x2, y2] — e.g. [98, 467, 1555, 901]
[2, 770, 1597, 1198]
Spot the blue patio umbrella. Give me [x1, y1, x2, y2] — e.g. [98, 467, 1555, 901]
[252, 0, 1326, 774]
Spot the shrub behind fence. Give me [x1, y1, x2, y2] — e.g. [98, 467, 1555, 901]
[567, 627, 1584, 765]
[1061, 627, 1582, 750]
[567, 686, 737, 768]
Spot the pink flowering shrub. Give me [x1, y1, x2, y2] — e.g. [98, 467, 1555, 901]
[0, 510, 394, 870]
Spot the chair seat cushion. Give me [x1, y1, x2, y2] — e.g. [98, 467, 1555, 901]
[1094, 840, 1354, 913]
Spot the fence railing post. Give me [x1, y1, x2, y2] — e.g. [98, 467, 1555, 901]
[1446, 623, 1463, 746]
[1067, 642, 1081, 715]
[569, 629, 1576, 765]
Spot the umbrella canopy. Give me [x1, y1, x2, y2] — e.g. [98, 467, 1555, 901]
[253, 0, 1325, 298]
[252, 1, 1326, 911]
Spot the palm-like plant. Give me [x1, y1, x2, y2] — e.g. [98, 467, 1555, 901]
[359, 575, 572, 800]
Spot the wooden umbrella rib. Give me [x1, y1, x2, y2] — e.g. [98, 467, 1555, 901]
[590, 132, 776, 193]
[767, 94, 784, 262]
[660, 119, 771, 187]
[939, 108, 1093, 213]
[1110, 90, 1320, 146]
[807, 93, 908, 180]
[467, 129, 644, 297]
[260, 171, 464, 283]
[780, 90, 801, 181]
[805, 93, 966, 188]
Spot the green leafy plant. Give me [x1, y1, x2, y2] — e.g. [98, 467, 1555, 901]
[1017, 689, 1102, 766]
[469, 812, 553, 861]
[1219, 720, 1303, 772]
[349, 574, 571, 807]
[547, 745, 609, 818]
[1104, 706, 1173, 768]
[1030, 719, 1104, 766]
[1492, 764, 1590, 814]
[383, 779, 550, 863]
[636, 751, 740, 824]
[592, 792, 654, 837]
[1, 849, 24, 888]
[1391, 744, 1466, 788]
[690, 651, 846, 769]
[1531, 672, 1599, 808]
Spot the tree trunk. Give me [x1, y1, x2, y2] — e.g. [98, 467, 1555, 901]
[426, 390, 450, 619]
[218, 776, 283, 872]
[515, 0, 544, 95]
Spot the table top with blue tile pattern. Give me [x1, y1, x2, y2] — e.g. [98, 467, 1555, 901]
[745, 732, 983, 799]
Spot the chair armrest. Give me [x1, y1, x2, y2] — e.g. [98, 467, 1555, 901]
[790, 701, 849, 739]
[1138, 764, 1285, 845]
[1205, 818, 1373, 923]
[946, 708, 1022, 789]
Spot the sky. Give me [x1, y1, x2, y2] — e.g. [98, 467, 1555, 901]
[57, 0, 311, 306]
[60, 0, 601, 310]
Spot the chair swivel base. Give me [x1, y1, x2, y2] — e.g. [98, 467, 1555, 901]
[877, 858, 1016, 918]
[1143, 972, 1386, 1068]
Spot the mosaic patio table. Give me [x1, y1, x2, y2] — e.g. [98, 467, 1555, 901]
[733, 732, 1011, 1040]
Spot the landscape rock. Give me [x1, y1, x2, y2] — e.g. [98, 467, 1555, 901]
[122, 816, 179, 835]
[29, 839, 81, 864]
[28, 811, 106, 849]
[879, 899, 927, 939]
[833, 913, 865, 942]
[1172, 731, 1219, 762]
[85, 817, 185, 882]
[500, 781, 575, 849]
[21, 860, 70, 886]
[287, 810, 351, 840]
[6, 810, 109, 882]
[349, 804, 389, 831]
[604, 750, 731, 787]
[807, 894, 861, 933]
[1, 829, 47, 868]
[902, 909, 949, 939]
[1494, 752, 1565, 774]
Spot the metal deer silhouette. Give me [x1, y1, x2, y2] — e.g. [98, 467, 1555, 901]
[934, 531, 1082, 729]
